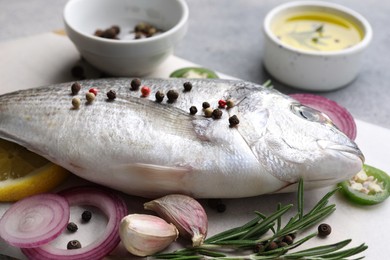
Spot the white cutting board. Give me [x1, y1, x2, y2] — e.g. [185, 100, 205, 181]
[0, 33, 389, 259]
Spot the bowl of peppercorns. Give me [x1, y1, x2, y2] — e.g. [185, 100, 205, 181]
[64, 0, 188, 76]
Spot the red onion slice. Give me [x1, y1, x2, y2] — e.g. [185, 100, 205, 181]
[0, 194, 69, 248]
[21, 186, 128, 260]
[290, 93, 357, 140]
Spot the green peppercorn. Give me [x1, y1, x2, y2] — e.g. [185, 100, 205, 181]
[212, 109, 223, 119]
[81, 210, 92, 222]
[67, 240, 82, 250]
[229, 115, 239, 127]
[189, 106, 198, 115]
[71, 82, 81, 95]
[155, 91, 165, 102]
[202, 102, 210, 109]
[106, 90, 116, 100]
[85, 92, 95, 103]
[318, 223, 331, 237]
[265, 241, 278, 251]
[167, 90, 179, 103]
[283, 235, 294, 245]
[72, 97, 81, 109]
[204, 107, 213, 117]
[183, 82, 192, 92]
[130, 78, 141, 91]
[226, 99, 234, 109]
[66, 222, 78, 233]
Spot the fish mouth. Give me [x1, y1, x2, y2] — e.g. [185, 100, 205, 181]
[317, 140, 365, 163]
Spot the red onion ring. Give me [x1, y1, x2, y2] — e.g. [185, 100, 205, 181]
[290, 93, 357, 140]
[21, 186, 128, 260]
[0, 194, 69, 248]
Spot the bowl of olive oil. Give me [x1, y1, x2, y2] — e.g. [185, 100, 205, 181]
[263, 1, 372, 91]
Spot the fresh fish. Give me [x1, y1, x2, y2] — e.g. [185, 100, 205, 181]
[0, 78, 364, 198]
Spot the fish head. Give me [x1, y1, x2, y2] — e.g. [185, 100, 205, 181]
[234, 89, 364, 188]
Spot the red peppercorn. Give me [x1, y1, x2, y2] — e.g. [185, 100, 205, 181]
[218, 99, 227, 108]
[141, 86, 151, 97]
[89, 88, 98, 96]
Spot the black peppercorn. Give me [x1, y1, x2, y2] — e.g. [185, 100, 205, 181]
[71, 66, 84, 79]
[283, 235, 294, 245]
[102, 28, 117, 39]
[71, 82, 81, 95]
[207, 199, 226, 213]
[130, 78, 141, 91]
[81, 210, 92, 222]
[106, 90, 116, 100]
[202, 102, 210, 109]
[212, 109, 223, 119]
[166, 90, 179, 103]
[277, 241, 288, 248]
[318, 223, 331, 237]
[183, 82, 192, 92]
[67, 240, 82, 250]
[155, 91, 165, 102]
[216, 203, 226, 213]
[229, 115, 240, 127]
[66, 222, 78, 233]
[189, 106, 198, 115]
[111, 25, 120, 35]
[254, 243, 265, 253]
[265, 241, 278, 251]
[94, 29, 104, 37]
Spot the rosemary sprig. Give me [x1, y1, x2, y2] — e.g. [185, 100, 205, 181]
[154, 180, 367, 259]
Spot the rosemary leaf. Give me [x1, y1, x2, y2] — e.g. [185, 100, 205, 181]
[298, 179, 304, 220]
[283, 239, 352, 258]
[306, 187, 340, 216]
[318, 243, 368, 259]
[277, 203, 282, 232]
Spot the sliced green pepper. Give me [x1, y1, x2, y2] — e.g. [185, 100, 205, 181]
[338, 164, 390, 205]
[169, 67, 219, 79]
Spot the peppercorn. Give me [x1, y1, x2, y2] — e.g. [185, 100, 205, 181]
[71, 82, 81, 95]
[265, 241, 278, 251]
[72, 97, 81, 109]
[85, 92, 95, 103]
[146, 27, 157, 37]
[229, 115, 240, 127]
[204, 107, 213, 117]
[226, 99, 234, 109]
[111, 25, 120, 35]
[94, 29, 104, 37]
[130, 78, 141, 91]
[135, 22, 147, 33]
[283, 235, 294, 245]
[166, 90, 179, 103]
[81, 210, 92, 222]
[202, 102, 210, 109]
[66, 222, 78, 233]
[189, 106, 198, 115]
[183, 82, 192, 92]
[155, 91, 165, 102]
[134, 32, 142, 39]
[277, 241, 288, 248]
[254, 243, 265, 253]
[216, 203, 226, 213]
[288, 233, 296, 240]
[102, 28, 117, 39]
[106, 90, 116, 100]
[218, 99, 227, 109]
[89, 88, 98, 96]
[318, 223, 331, 237]
[71, 65, 84, 79]
[141, 86, 151, 97]
[67, 240, 82, 250]
[212, 109, 223, 119]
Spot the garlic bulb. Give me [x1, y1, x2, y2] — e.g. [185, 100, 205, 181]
[119, 214, 179, 256]
[144, 194, 208, 246]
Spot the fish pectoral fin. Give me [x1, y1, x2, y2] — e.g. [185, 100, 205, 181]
[115, 163, 192, 198]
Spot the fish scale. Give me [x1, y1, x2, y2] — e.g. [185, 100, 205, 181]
[0, 78, 363, 198]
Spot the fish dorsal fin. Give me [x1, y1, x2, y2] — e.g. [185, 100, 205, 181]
[112, 163, 192, 198]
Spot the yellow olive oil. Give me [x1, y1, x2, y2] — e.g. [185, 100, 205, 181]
[272, 11, 363, 51]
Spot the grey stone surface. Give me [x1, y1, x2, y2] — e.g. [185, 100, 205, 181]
[0, 0, 389, 128]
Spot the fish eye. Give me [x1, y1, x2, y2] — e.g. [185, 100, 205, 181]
[290, 103, 331, 124]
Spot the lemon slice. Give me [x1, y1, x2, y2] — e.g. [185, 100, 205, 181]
[0, 139, 69, 202]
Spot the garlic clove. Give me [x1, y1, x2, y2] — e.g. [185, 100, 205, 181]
[119, 214, 179, 256]
[144, 194, 208, 247]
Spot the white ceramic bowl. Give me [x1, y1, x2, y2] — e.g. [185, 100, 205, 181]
[263, 1, 372, 91]
[64, 0, 188, 76]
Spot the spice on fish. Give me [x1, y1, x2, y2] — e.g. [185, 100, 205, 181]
[212, 109, 223, 119]
[67, 240, 82, 250]
[229, 115, 240, 127]
[226, 99, 234, 109]
[89, 88, 98, 96]
[71, 82, 81, 95]
[155, 91, 165, 102]
[72, 97, 81, 109]
[106, 90, 116, 100]
[85, 93, 95, 103]
[189, 106, 198, 115]
[141, 86, 151, 97]
[202, 102, 210, 109]
[204, 107, 213, 118]
[130, 78, 141, 91]
[167, 90, 179, 103]
[218, 99, 227, 109]
[183, 82, 192, 92]
[66, 222, 78, 233]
